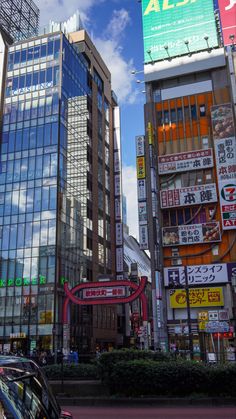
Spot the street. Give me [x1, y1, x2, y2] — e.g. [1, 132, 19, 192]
[62, 406, 236, 419]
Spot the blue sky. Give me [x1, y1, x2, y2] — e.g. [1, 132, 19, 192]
[35, 0, 144, 237]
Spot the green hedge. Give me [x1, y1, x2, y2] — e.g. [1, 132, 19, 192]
[106, 360, 236, 397]
[43, 363, 99, 380]
[98, 349, 172, 382]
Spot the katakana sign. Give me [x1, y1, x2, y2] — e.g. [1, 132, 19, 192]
[158, 149, 214, 175]
[164, 264, 229, 287]
[160, 183, 217, 208]
[169, 287, 224, 308]
[211, 104, 236, 230]
[162, 222, 221, 247]
[205, 321, 229, 333]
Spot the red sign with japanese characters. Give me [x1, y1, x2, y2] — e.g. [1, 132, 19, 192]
[218, 0, 236, 46]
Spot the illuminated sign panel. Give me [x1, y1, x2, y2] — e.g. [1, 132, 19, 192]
[141, 0, 218, 63]
[218, 0, 236, 46]
[82, 287, 126, 299]
[170, 287, 224, 308]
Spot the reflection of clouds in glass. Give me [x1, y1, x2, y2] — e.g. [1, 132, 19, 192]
[40, 221, 48, 246]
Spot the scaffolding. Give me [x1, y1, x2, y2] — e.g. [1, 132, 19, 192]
[0, 0, 39, 41]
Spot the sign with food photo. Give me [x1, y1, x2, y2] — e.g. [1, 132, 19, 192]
[162, 222, 221, 246]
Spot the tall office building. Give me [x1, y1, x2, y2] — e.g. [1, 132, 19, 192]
[0, 21, 122, 354]
[138, 0, 236, 359]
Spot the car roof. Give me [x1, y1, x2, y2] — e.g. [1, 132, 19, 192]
[0, 355, 30, 365]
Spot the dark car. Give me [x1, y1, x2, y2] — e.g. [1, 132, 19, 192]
[0, 355, 72, 418]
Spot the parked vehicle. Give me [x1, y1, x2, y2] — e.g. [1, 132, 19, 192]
[0, 355, 72, 418]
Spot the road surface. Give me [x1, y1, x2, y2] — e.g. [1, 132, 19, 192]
[62, 405, 236, 419]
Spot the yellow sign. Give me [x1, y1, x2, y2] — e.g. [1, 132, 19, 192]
[137, 156, 146, 179]
[147, 122, 154, 145]
[170, 288, 224, 309]
[198, 321, 207, 331]
[198, 311, 208, 321]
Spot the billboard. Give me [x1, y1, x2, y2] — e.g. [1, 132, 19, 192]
[158, 149, 214, 175]
[160, 183, 217, 208]
[162, 222, 221, 246]
[138, 201, 148, 225]
[139, 224, 149, 249]
[169, 287, 224, 308]
[164, 263, 230, 287]
[141, 0, 218, 63]
[136, 135, 145, 156]
[137, 156, 146, 179]
[218, 0, 236, 46]
[211, 104, 236, 229]
[138, 179, 147, 200]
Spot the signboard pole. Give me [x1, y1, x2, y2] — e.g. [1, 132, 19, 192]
[185, 266, 193, 360]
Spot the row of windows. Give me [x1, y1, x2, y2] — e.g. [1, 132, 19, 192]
[6, 66, 59, 97]
[0, 219, 56, 251]
[0, 153, 58, 185]
[0, 185, 57, 216]
[8, 38, 61, 70]
[157, 104, 206, 125]
[0, 294, 54, 325]
[2, 123, 58, 154]
[4, 93, 59, 125]
[163, 208, 207, 227]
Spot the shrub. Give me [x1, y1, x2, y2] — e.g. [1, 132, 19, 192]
[107, 360, 210, 397]
[207, 363, 236, 397]
[98, 349, 172, 382]
[43, 363, 99, 380]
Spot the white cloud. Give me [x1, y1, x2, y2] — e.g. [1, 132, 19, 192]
[122, 165, 139, 240]
[93, 9, 139, 104]
[34, 2, 139, 104]
[34, 0, 105, 27]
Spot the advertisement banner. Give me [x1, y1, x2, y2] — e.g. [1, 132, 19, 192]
[158, 149, 213, 175]
[114, 174, 121, 195]
[136, 135, 145, 156]
[162, 222, 221, 247]
[141, 0, 218, 63]
[138, 201, 148, 225]
[160, 183, 217, 208]
[211, 104, 236, 229]
[137, 179, 147, 200]
[164, 264, 229, 287]
[218, 0, 236, 46]
[139, 224, 149, 249]
[137, 156, 146, 179]
[169, 287, 224, 308]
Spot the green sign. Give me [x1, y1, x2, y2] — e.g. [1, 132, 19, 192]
[0, 275, 46, 288]
[142, 0, 219, 63]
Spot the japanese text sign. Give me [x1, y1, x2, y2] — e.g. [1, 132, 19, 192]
[162, 222, 221, 247]
[137, 156, 146, 179]
[160, 183, 217, 208]
[158, 149, 213, 175]
[169, 287, 224, 308]
[218, 0, 236, 46]
[82, 287, 125, 299]
[164, 264, 229, 286]
[136, 136, 145, 156]
[211, 104, 236, 230]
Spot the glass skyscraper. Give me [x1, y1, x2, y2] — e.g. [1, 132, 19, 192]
[0, 29, 120, 355]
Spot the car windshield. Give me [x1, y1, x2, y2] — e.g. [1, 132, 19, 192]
[0, 357, 60, 418]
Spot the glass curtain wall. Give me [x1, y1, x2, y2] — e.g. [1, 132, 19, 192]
[0, 33, 89, 354]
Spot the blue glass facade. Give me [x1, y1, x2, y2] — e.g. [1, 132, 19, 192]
[0, 32, 90, 353]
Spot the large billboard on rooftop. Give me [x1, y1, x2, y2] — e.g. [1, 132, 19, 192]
[141, 0, 219, 63]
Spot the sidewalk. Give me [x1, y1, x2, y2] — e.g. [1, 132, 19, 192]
[57, 396, 236, 407]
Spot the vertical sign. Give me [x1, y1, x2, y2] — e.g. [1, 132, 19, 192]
[218, 0, 236, 46]
[136, 135, 149, 249]
[211, 104, 236, 229]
